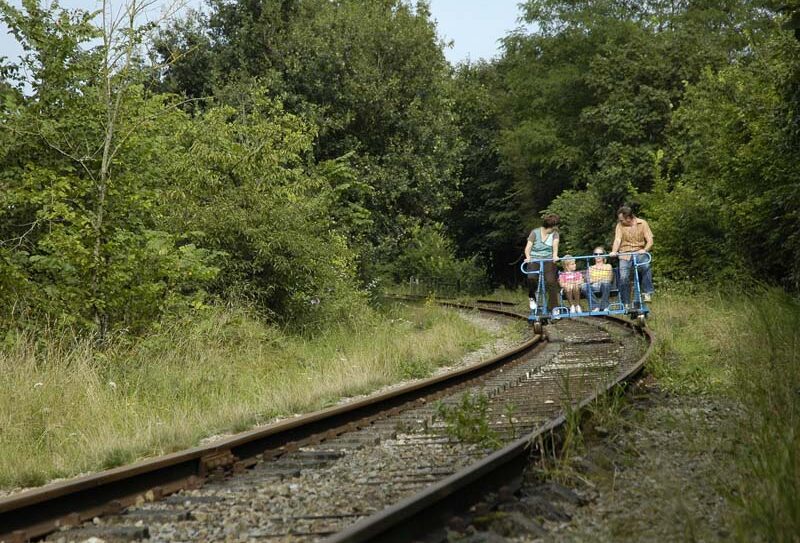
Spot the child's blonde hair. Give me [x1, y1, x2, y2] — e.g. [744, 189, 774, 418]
[561, 255, 576, 268]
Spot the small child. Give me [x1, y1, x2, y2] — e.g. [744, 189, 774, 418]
[558, 256, 584, 314]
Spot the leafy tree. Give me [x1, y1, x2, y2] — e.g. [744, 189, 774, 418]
[155, 92, 367, 326]
[157, 0, 462, 259]
[152, 10, 216, 105]
[497, 0, 771, 260]
[0, 0, 219, 334]
[663, 26, 800, 287]
[447, 61, 522, 285]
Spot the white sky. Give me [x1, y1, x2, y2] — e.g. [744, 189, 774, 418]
[0, 0, 526, 67]
[430, 0, 527, 63]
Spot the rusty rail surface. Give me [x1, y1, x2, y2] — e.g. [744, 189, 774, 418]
[0, 302, 536, 543]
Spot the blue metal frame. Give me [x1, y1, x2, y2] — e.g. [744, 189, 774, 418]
[520, 252, 652, 323]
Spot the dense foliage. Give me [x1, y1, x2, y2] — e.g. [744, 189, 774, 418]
[1, 0, 798, 336]
[156, 0, 462, 257]
[447, 62, 521, 285]
[0, 0, 218, 333]
[458, 0, 799, 288]
[0, 0, 370, 333]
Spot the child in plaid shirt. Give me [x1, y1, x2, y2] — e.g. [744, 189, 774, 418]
[558, 256, 584, 314]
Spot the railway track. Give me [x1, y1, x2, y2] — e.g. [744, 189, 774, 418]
[0, 300, 651, 543]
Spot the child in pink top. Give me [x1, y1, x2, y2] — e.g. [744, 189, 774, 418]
[558, 256, 584, 314]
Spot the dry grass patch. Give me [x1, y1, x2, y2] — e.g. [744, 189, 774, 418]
[0, 302, 494, 490]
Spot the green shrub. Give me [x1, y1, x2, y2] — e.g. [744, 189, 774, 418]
[646, 183, 741, 283]
[546, 186, 615, 255]
[391, 224, 488, 295]
[435, 392, 501, 449]
[155, 96, 370, 331]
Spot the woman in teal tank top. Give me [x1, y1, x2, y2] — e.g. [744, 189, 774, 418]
[529, 227, 557, 259]
[524, 214, 560, 312]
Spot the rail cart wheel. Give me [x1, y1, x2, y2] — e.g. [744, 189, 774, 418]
[533, 321, 543, 335]
[636, 314, 647, 328]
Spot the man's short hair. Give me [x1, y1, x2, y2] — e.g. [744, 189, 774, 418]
[617, 205, 634, 219]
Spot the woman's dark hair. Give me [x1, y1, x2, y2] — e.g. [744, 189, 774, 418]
[617, 205, 634, 219]
[542, 213, 560, 228]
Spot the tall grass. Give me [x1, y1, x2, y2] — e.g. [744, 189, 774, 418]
[648, 287, 800, 541]
[647, 289, 737, 394]
[0, 302, 492, 490]
[727, 290, 800, 542]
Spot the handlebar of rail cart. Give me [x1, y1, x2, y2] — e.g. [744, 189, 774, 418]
[520, 251, 652, 275]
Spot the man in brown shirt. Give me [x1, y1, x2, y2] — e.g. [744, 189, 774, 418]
[609, 206, 654, 306]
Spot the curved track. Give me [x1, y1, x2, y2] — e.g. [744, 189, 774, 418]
[0, 300, 651, 543]
[327, 311, 651, 543]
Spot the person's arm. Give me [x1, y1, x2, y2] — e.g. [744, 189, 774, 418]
[524, 240, 533, 261]
[551, 235, 560, 261]
[610, 223, 622, 256]
[641, 222, 653, 253]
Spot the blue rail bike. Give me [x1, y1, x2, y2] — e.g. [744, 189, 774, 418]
[520, 252, 652, 333]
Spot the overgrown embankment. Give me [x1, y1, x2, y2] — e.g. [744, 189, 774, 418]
[651, 288, 800, 540]
[0, 302, 507, 492]
[545, 288, 800, 542]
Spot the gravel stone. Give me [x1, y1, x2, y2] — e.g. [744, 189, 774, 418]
[512, 380, 740, 542]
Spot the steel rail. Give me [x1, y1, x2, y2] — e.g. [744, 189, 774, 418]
[325, 314, 654, 543]
[0, 304, 538, 543]
[474, 298, 517, 307]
